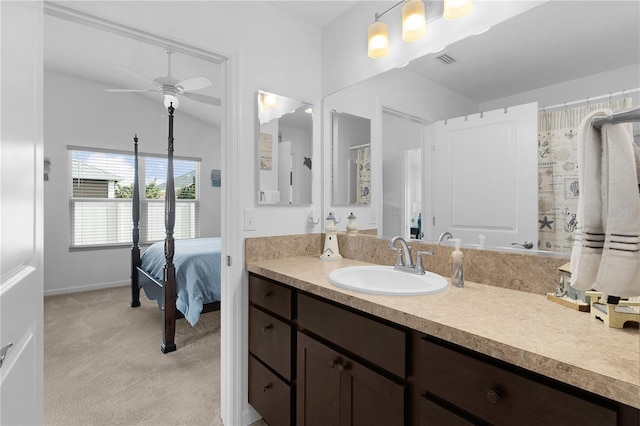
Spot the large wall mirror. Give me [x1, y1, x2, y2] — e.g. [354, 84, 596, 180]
[323, 1, 640, 253]
[331, 111, 372, 206]
[257, 90, 313, 205]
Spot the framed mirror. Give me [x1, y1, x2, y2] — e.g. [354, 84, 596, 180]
[257, 90, 313, 205]
[331, 111, 372, 206]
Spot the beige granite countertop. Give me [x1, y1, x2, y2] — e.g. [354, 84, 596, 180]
[246, 256, 640, 409]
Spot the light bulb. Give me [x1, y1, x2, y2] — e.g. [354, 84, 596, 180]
[443, 0, 473, 20]
[402, 0, 427, 42]
[164, 94, 179, 109]
[367, 20, 389, 58]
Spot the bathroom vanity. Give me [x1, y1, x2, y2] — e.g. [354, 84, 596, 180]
[247, 256, 639, 426]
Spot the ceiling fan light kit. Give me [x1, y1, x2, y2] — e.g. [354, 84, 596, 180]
[367, 0, 473, 58]
[106, 50, 221, 109]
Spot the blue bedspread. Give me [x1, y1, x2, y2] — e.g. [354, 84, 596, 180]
[140, 237, 221, 326]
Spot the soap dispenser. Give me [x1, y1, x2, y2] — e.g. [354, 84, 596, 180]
[320, 212, 342, 261]
[450, 239, 464, 288]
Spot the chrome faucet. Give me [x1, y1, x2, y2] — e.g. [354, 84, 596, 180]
[437, 231, 453, 244]
[388, 236, 414, 269]
[388, 236, 433, 275]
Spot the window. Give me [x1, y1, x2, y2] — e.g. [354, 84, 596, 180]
[69, 147, 200, 248]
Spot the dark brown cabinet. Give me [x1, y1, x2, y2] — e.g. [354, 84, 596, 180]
[248, 275, 294, 426]
[248, 273, 639, 426]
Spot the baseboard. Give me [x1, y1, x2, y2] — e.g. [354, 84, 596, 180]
[242, 405, 261, 426]
[44, 280, 128, 297]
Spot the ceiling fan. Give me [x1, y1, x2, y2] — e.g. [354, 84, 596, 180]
[106, 51, 221, 109]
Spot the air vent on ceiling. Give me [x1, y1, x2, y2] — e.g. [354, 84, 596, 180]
[435, 54, 456, 65]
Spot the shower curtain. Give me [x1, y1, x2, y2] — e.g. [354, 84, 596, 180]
[537, 98, 633, 252]
[356, 146, 371, 205]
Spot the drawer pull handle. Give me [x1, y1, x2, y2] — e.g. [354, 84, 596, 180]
[486, 389, 500, 404]
[262, 383, 272, 392]
[262, 323, 273, 332]
[329, 357, 341, 368]
[262, 291, 273, 299]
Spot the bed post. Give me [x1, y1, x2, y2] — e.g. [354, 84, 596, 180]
[162, 103, 177, 354]
[131, 134, 141, 308]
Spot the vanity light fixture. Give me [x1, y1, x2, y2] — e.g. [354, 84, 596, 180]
[367, 20, 390, 58]
[443, 0, 473, 20]
[367, 0, 473, 59]
[402, 0, 427, 42]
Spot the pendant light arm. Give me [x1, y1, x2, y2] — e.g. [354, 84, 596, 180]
[374, 0, 405, 21]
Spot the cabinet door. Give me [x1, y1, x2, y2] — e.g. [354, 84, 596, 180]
[297, 332, 342, 426]
[297, 332, 406, 426]
[340, 353, 406, 426]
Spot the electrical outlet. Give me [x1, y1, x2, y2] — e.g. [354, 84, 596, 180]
[244, 208, 257, 231]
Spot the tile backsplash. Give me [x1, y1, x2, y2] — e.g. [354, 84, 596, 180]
[245, 233, 568, 295]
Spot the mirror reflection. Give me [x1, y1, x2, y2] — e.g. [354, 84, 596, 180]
[331, 111, 372, 206]
[325, 1, 640, 253]
[257, 90, 313, 205]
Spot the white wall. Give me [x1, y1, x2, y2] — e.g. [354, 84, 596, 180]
[43, 71, 220, 295]
[479, 64, 640, 113]
[321, 1, 546, 95]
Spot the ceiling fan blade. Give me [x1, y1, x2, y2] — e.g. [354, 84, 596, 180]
[182, 92, 222, 106]
[113, 65, 161, 90]
[105, 88, 155, 93]
[176, 76, 212, 92]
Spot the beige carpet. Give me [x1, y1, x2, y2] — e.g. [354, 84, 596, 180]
[44, 285, 222, 426]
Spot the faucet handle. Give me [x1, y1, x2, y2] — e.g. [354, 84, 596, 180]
[415, 250, 434, 274]
[389, 247, 404, 267]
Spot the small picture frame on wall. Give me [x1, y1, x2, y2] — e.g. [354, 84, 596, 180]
[211, 169, 221, 187]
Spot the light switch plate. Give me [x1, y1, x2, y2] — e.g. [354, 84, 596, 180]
[244, 208, 257, 231]
[369, 209, 377, 224]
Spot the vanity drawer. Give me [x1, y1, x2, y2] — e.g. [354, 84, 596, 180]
[249, 305, 292, 381]
[297, 293, 407, 378]
[420, 339, 617, 426]
[249, 274, 292, 320]
[419, 397, 474, 426]
[249, 354, 291, 426]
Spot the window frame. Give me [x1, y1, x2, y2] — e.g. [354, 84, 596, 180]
[68, 145, 201, 250]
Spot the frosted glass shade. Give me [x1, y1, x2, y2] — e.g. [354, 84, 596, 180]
[443, 0, 473, 20]
[402, 0, 427, 42]
[367, 21, 389, 58]
[164, 94, 179, 109]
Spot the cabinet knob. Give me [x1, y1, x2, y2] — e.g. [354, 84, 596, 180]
[486, 389, 500, 404]
[262, 323, 273, 332]
[329, 357, 341, 368]
[262, 290, 273, 298]
[262, 383, 272, 392]
[337, 361, 351, 373]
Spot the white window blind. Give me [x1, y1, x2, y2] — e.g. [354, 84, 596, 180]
[69, 148, 200, 248]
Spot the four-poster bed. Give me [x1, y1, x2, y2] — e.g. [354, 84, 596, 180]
[130, 104, 221, 353]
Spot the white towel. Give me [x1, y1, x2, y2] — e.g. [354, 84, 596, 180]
[570, 110, 640, 297]
[570, 110, 607, 291]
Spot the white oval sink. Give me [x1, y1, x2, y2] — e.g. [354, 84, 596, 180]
[328, 265, 448, 296]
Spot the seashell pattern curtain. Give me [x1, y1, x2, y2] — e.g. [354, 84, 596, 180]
[356, 146, 371, 205]
[537, 97, 633, 252]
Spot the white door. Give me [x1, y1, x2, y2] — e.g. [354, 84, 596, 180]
[432, 103, 538, 248]
[0, 1, 44, 424]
